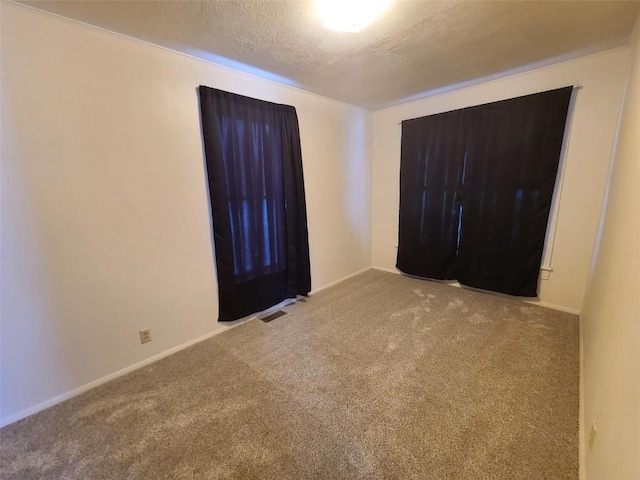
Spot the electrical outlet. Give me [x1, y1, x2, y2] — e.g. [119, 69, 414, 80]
[589, 421, 598, 450]
[139, 328, 152, 344]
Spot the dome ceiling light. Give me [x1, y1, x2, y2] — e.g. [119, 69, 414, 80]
[316, 0, 393, 33]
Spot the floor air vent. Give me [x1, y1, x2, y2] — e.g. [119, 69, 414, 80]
[261, 310, 287, 323]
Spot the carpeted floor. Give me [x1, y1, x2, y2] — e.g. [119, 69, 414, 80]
[0, 270, 579, 479]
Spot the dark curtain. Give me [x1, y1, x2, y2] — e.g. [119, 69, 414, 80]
[397, 109, 468, 279]
[397, 86, 573, 297]
[457, 87, 573, 296]
[198, 86, 311, 321]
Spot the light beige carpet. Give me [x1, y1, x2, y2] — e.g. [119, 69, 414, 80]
[0, 270, 579, 479]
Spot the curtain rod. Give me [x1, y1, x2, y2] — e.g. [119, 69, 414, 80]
[397, 85, 582, 125]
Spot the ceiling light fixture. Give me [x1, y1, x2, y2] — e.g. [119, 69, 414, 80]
[316, 0, 393, 33]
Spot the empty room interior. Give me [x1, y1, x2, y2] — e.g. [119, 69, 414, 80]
[1, 0, 639, 478]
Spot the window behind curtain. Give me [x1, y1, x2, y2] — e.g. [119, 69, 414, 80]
[397, 109, 468, 280]
[217, 116, 287, 281]
[199, 87, 311, 321]
[397, 87, 573, 297]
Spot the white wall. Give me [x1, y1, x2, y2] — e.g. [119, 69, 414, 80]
[581, 20, 640, 480]
[0, 4, 372, 424]
[371, 48, 630, 313]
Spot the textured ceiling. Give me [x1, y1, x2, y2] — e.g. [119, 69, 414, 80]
[19, 0, 640, 109]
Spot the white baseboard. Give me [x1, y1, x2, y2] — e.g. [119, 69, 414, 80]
[524, 300, 581, 315]
[371, 265, 400, 275]
[0, 318, 253, 428]
[309, 266, 372, 295]
[372, 266, 581, 315]
[579, 313, 586, 480]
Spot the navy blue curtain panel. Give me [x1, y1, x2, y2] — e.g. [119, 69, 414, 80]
[397, 86, 573, 297]
[397, 109, 468, 280]
[198, 86, 311, 321]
